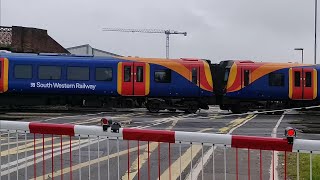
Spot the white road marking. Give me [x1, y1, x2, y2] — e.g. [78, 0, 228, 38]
[268, 113, 285, 180]
[41, 112, 108, 122]
[187, 114, 257, 180]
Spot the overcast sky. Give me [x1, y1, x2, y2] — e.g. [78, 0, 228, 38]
[1, 0, 317, 63]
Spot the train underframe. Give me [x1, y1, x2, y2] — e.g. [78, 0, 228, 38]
[219, 97, 320, 114]
[0, 93, 212, 113]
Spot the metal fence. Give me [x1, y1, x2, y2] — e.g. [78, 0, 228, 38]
[0, 120, 319, 180]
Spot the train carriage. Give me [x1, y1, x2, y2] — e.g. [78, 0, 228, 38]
[0, 53, 214, 113]
[215, 60, 319, 113]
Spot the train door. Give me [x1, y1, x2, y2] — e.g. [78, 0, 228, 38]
[0, 58, 3, 93]
[133, 62, 149, 96]
[190, 64, 200, 96]
[289, 67, 317, 100]
[241, 68, 250, 88]
[0, 58, 8, 93]
[117, 62, 150, 96]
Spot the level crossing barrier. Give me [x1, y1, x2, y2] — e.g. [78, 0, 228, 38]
[0, 120, 319, 180]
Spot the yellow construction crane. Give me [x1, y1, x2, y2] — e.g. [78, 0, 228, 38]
[102, 28, 187, 59]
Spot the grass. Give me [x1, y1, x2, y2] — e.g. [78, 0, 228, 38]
[287, 152, 320, 179]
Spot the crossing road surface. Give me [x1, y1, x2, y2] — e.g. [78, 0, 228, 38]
[0, 107, 311, 179]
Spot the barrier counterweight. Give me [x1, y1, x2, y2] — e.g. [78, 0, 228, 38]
[0, 120, 319, 179]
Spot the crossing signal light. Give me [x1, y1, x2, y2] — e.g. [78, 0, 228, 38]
[285, 127, 296, 144]
[101, 118, 112, 131]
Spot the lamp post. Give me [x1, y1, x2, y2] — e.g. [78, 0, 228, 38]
[294, 48, 304, 64]
[315, 0, 318, 64]
[0, 0, 2, 26]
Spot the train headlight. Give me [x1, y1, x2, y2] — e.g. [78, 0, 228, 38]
[285, 127, 296, 144]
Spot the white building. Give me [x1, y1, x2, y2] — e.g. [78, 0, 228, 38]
[67, 44, 120, 57]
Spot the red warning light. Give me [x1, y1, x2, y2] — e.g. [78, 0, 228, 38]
[287, 129, 295, 137]
[101, 118, 109, 125]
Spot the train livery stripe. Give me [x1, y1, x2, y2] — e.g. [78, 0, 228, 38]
[227, 63, 241, 92]
[117, 62, 122, 95]
[200, 61, 213, 91]
[288, 68, 293, 99]
[313, 69, 317, 99]
[119, 57, 213, 92]
[145, 63, 150, 95]
[3, 58, 8, 92]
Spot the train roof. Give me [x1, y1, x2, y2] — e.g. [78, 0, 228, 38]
[0, 52, 208, 65]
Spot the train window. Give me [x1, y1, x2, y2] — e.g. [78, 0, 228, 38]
[38, 66, 61, 80]
[95, 67, 112, 81]
[243, 70, 250, 86]
[192, 67, 198, 84]
[67, 67, 89, 81]
[14, 65, 32, 79]
[124, 66, 131, 82]
[155, 69, 171, 83]
[136, 66, 143, 82]
[294, 71, 301, 87]
[224, 69, 230, 82]
[269, 73, 284, 86]
[305, 72, 312, 87]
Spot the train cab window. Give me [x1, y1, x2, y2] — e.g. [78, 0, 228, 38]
[38, 66, 61, 80]
[124, 66, 131, 82]
[224, 69, 230, 82]
[95, 67, 112, 81]
[192, 67, 198, 84]
[243, 70, 250, 86]
[269, 73, 284, 86]
[294, 71, 301, 87]
[305, 72, 312, 87]
[155, 69, 171, 83]
[67, 67, 89, 81]
[14, 65, 32, 79]
[136, 66, 143, 82]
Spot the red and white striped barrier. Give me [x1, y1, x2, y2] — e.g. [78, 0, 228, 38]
[1, 120, 319, 153]
[1, 120, 320, 180]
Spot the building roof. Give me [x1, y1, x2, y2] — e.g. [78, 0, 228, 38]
[67, 44, 121, 57]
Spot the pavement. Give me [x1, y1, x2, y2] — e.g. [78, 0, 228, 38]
[0, 106, 316, 180]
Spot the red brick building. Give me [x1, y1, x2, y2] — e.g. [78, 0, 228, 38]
[0, 26, 69, 54]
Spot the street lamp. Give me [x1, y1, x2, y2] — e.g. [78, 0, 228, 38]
[294, 48, 304, 64]
[315, 0, 318, 64]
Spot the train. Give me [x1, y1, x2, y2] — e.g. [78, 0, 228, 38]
[0, 52, 317, 113]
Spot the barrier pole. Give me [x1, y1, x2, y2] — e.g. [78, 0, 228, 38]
[212, 144, 215, 180]
[236, 148, 238, 180]
[52, 135, 54, 180]
[260, 149, 262, 180]
[148, 141, 150, 180]
[297, 151, 300, 180]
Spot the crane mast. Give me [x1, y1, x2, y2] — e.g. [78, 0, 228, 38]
[102, 28, 187, 59]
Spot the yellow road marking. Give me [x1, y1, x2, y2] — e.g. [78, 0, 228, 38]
[1, 139, 81, 156]
[160, 114, 256, 180]
[121, 118, 179, 180]
[219, 114, 255, 133]
[33, 143, 149, 180]
[159, 128, 211, 180]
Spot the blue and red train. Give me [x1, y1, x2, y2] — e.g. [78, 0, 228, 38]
[0, 52, 317, 113]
